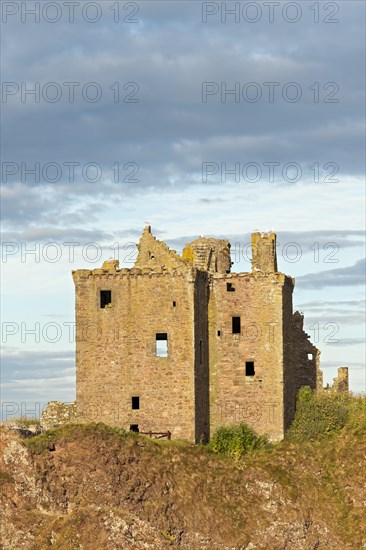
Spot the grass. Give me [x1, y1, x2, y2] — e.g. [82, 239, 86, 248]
[22, 390, 365, 461]
[24, 422, 128, 454]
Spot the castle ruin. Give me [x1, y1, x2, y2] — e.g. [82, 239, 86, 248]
[72, 226, 324, 443]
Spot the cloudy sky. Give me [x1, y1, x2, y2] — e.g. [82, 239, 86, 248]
[1, 1, 365, 418]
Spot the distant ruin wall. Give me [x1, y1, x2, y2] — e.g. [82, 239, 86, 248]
[332, 367, 349, 393]
[41, 401, 77, 431]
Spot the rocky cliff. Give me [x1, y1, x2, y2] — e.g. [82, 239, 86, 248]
[1, 421, 365, 549]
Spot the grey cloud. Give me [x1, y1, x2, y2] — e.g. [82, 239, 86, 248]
[324, 338, 366, 347]
[297, 258, 366, 289]
[1, 349, 75, 381]
[293, 299, 365, 325]
[1, 227, 115, 244]
[2, 1, 365, 189]
[296, 300, 366, 309]
[320, 360, 365, 370]
[0, 349, 76, 410]
[304, 314, 365, 327]
[166, 230, 365, 255]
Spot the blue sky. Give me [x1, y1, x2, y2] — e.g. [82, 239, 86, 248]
[1, 1, 365, 418]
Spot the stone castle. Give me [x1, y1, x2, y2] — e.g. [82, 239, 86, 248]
[68, 225, 340, 443]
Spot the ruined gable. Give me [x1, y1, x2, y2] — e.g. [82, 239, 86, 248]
[134, 225, 190, 271]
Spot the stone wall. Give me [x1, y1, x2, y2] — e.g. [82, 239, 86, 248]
[282, 279, 322, 430]
[332, 367, 349, 392]
[40, 401, 77, 431]
[209, 271, 286, 442]
[74, 268, 199, 441]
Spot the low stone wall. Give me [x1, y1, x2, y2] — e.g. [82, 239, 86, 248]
[40, 401, 77, 431]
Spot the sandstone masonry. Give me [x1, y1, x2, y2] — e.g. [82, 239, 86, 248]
[71, 226, 330, 443]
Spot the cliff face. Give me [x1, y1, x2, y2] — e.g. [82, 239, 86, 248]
[1, 423, 365, 549]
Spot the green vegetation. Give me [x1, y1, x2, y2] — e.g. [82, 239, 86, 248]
[287, 386, 366, 442]
[207, 422, 270, 459]
[24, 422, 128, 454]
[22, 391, 365, 459]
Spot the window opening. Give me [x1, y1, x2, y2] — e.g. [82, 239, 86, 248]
[232, 317, 241, 334]
[156, 333, 168, 357]
[100, 290, 111, 308]
[245, 361, 255, 376]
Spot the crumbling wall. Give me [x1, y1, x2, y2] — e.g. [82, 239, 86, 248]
[283, 308, 320, 430]
[40, 401, 77, 431]
[183, 237, 232, 275]
[135, 225, 188, 270]
[332, 367, 349, 392]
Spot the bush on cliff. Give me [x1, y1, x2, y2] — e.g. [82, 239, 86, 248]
[207, 422, 269, 459]
[287, 386, 366, 442]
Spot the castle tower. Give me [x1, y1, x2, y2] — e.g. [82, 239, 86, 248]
[182, 237, 232, 275]
[251, 231, 278, 273]
[72, 226, 209, 443]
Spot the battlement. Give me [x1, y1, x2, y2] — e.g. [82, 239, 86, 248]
[73, 227, 285, 281]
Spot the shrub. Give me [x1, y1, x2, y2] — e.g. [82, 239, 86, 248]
[287, 386, 365, 442]
[208, 423, 269, 459]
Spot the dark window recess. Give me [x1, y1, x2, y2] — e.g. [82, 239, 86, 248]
[100, 290, 111, 308]
[130, 424, 139, 432]
[132, 396, 140, 410]
[156, 333, 168, 357]
[173, 301, 176, 307]
[226, 282, 235, 292]
[245, 361, 255, 376]
[232, 316, 241, 334]
[217, 330, 221, 337]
